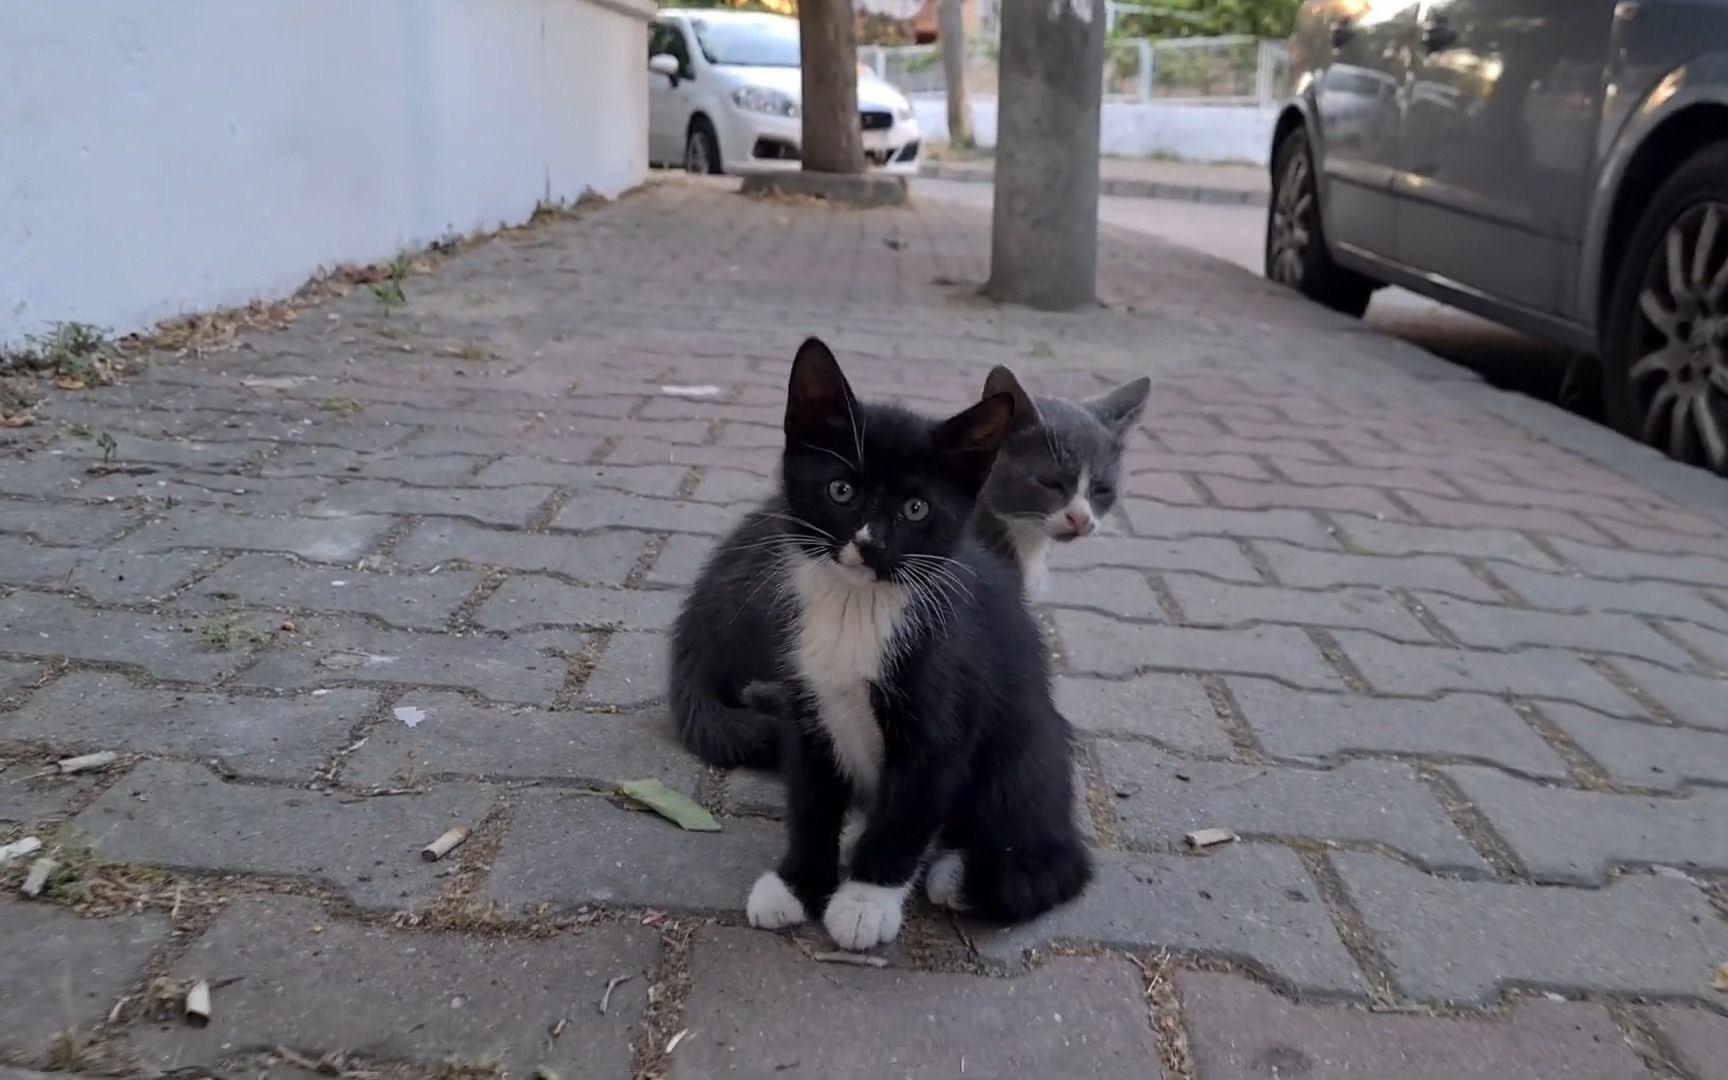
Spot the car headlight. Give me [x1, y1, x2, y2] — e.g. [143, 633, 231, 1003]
[732, 86, 800, 118]
[895, 100, 915, 123]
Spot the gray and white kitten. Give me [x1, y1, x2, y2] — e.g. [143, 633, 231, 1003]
[972, 368, 1152, 594]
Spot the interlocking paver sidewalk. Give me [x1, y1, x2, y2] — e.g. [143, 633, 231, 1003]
[2, 176, 1727, 1077]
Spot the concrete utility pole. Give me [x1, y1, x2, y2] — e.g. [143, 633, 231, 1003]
[938, 0, 974, 148]
[984, 0, 1107, 310]
[799, 0, 866, 174]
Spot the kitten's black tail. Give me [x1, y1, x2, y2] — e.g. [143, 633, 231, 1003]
[669, 678, 784, 770]
[963, 840, 1093, 924]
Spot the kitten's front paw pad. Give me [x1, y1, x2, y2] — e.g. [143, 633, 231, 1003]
[924, 851, 969, 911]
[823, 880, 906, 951]
[746, 871, 807, 929]
[837, 812, 866, 867]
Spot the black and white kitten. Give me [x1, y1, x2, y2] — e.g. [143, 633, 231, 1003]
[668, 367, 1147, 771]
[733, 338, 1090, 950]
[972, 369, 1152, 594]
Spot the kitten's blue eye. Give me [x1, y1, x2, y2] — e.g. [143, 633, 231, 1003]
[827, 479, 856, 504]
[903, 497, 929, 522]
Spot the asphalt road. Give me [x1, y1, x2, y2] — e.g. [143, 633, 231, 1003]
[913, 178, 1584, 409]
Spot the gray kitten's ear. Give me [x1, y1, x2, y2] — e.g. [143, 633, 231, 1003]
[982, 365, 1039, 428]
[1085, 377, 1151, 439]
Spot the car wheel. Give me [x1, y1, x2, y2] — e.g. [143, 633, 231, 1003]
[1266, 127, 1377, 319]
[684, 119, 722, 176]
[1602, 141, 1728, 477]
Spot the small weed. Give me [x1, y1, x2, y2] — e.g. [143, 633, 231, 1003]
[7, 322, 123, 387]
[320, 397, 365, 417]
[370, 279, 407, 308]
[197, 616, 266, 650]
[64, 423, 93, 440]
[95, 430, 118, 464]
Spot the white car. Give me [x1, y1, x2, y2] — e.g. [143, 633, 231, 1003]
[647, 9, 921, 177]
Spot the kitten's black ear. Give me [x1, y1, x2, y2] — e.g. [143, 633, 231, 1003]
[786, 337, 858, 454]
[934, 391, 1018, 492]
[982, 366, 1040, 430]
[1085, 377, 1152, 439]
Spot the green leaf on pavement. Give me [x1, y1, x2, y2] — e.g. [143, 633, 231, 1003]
[617, 779, 720, 832]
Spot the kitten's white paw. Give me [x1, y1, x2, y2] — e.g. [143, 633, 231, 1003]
[746, 871, 807, 929]
[823, 880, 908, 951]
[838, 811, 866, 867]
[925, 850, 969, 911]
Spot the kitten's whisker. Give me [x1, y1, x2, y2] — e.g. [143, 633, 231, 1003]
[749, 508, 839, 540]
[797, 439, 858, 474]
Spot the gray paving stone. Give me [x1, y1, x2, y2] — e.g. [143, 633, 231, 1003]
[1054, 611, 1344, 690]
[395, 519, 650, 584]
[645, 532, 716, 589]
[1099, 747, 1486, 871]
[1256, 542, 1501, 601]
[1666, 618, 1728, 671]
[1118, 502, 1336, 547]
[1331, 633, 1641, 716]
[1046, 568, 1168, 620]
[1646, 1005, 1728, 1080]
[75, 759, 494, 909]
[312, 451, 483, 486]
[1332, 851, 1728, 1003]
[240, 617, 572, 705]
[1166, 576, 1432, 642]
[675, 928, 1161, 1080]
[0, 536, 210, 604]
[0, 659, 39, 697]
[583, 631, 668, 707]
[1448, 765, 1728, 884]
[1489, 564, 1728, 632]
[475, 577, 679, 632]
[607, 436, 773, 470]
[972, 846, 1366, 995]
[1045, 535, 1260, 582]
[136, 894, 652, 1079]
[486, 791, 780, 913]
[185, 553, 481, 630]
[344, 692, 702, 792]
[723, 767, 785, 816]
[2, 674, 370, 781]
[1412, 591, 1693, 667]
[689, 466, 773, 505]
[311, 479, 553, 526]
[0, 500, 134, 545]
[553, 489, 737, 535]
[1547, 538, 1728, 588]
[1180, 971, 1645, 1080]
[1331, 519, 1562, 570]
[0, 762, 94, 824]
[0, 901, 169, 1060]
[1056, 672, 1231, 752]
[130, 508, 394, 563]
[1609, 658, 1728, 731]
[1544, 702, 1728, 790]
[0, 592, 248, 682]
[475, 457, 687, 497]
[1229, 679, 1567, 777]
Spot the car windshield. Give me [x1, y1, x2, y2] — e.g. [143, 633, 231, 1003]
[689, 18, 801, 67]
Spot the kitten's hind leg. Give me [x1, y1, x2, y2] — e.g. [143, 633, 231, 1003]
[924, 849, 968, 911]
[955, 840, 1091, 924]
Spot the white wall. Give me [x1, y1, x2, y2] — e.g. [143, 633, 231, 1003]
[912, 95, 1278, 165]
[0, 0, 653, 346]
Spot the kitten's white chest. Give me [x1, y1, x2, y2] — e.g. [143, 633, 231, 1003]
[789, 559, 908, 792]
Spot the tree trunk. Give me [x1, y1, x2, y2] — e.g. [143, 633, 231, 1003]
[985, 0, 1106, 310]
[799, 0, 865, 174]
[938, 0, 973, 148]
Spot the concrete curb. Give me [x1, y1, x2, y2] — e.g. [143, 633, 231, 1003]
[919, 162, 1270, 208]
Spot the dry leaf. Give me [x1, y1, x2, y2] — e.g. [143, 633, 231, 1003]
[1713, 961, 1728, 993]
[54, 378, 88, 391]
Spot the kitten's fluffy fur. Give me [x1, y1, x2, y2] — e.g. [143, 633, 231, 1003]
[972, 368, 1151, 594]
[727, 339, 1090, 947]
[668, 366, 1148, 770]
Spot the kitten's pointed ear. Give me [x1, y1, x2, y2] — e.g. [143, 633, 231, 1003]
[982, 366, 1039, 430]
[934, 391, 1018, 492]
[1085, 377, 1152, 440]
[786, 337, 858, 453]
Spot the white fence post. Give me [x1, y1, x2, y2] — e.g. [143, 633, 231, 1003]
[1136, 39, 1153, 102]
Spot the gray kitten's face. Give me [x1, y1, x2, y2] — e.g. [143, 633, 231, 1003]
[982, 379, 1151, 542]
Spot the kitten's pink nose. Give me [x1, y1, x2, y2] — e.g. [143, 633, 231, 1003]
[1065, 509, 1095, 536]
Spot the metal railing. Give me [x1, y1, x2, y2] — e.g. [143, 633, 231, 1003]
[859, 34, 1290, 106]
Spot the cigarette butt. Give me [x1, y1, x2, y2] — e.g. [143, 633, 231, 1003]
[422, 825, 471, 861]
[21, 857, 58, 898]
[1184, 827, 1237, 850]
[184, 980, 212, 1027]
[59, 751, 118, 774]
